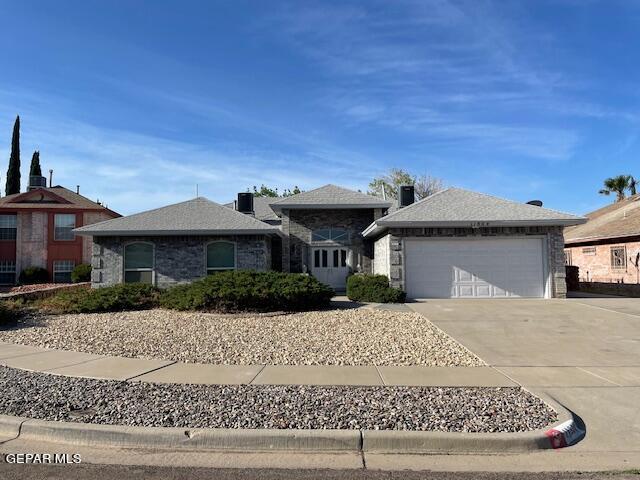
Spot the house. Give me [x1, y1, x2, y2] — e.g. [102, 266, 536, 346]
[76, 184, 585, 298]
[564, 194, 640, 283]
[0, 176, 120, 284]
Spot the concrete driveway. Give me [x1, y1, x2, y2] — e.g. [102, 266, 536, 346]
[409, 298, 640, 468]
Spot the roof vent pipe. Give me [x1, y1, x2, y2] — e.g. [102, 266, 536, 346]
[48, 169, 53, 188]
[398, 185, 415, 208]
[526, 200, 543, 207]
[76, 185, 80, 194]
[237, 192, 254, 215]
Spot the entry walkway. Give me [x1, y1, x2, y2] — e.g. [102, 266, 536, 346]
[0, 341, 516, 386]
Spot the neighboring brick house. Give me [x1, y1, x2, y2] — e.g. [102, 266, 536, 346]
[76, 184, 585, 298]
[564, 194, 640, 283]
[0, 181, 119, 284]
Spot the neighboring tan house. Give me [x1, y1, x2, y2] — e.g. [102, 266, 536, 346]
[0, 178, 120, 284]
[76, 184, 585, 298]
[564, 194, 640, 283]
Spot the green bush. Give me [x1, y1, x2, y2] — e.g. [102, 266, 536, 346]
[38, 283, 160, 314]
[71, 263, 92, 283]
[18, 266, 49, 285]
[346, 274, 406, 303]
[160, 270, 334, 312]
[0, 301, 19, 326]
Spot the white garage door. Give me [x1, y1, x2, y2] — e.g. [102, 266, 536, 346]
[405, 238, 546, 299]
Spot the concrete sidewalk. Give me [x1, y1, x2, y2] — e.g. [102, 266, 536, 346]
[0, 342, 517, 386]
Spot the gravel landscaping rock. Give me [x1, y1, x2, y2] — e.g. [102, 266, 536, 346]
[0, 309, 482, 366]
[0, 366, 555, 432]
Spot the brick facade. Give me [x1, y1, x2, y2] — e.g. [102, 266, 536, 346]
[280, 208, 379, 274]
[374, 225, 567, 298]
[91, 235, 272, 288]
[565, 239, 640, 283]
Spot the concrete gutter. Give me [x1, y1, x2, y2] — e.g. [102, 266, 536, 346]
[0, 397, 583, 454]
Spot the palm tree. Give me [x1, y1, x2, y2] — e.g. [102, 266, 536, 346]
[599, 175, 634, 202]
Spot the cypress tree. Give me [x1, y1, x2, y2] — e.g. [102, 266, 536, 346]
[29, 150, 42, 177]
[5, 115, 20, 195]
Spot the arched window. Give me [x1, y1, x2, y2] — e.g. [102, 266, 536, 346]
[207, 241, 236, 273]
[124, 242, 154, 284]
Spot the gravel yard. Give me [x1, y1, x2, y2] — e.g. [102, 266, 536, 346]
[0, 309, 482, 366]
[0, 366, 555, 432]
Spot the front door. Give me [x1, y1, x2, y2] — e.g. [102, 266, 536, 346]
[312, 247, 349, 290]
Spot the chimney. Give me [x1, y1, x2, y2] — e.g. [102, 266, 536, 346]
[27, 175, 47, 191]
[48, 169, 53, 187]
[398, 185, 415, 208]
[526, 200, 543, 207]
[237, 192, 254, 215]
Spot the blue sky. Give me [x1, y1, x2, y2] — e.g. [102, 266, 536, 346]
[1, 0, 639, 215]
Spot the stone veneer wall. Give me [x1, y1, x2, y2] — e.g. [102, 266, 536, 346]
[280, 208, 378, 274]
[380, 225, 567, 298]
[91, 235, 272, 288]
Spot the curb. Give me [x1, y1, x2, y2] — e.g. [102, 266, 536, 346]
[0, 396, 584, 454]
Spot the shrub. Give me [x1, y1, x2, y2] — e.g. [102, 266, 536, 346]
[0, 301, 19, 326]
[71, 263, 92, 283]
[18, 266, 49, 285]
[347, 274, 406, 303]
[38, 283, 160, 314]
[566, 265, 579, 291]
[160, 270, 334, 312]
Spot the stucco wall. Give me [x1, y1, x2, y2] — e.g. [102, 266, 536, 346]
[91, 235, 272, 288]
[280, 208, 376, 274]
[82, 211, 115, 264]
[16, 211, 48, 274]
[565, 240, 640, 283]
[373, 234, 390, 277]
[379, 225, 567, 298]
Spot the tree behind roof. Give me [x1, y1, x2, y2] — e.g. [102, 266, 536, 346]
[29, 150, 42, 177]
[5, 115, 20, 196]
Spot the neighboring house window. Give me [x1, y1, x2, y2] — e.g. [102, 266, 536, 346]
[311, 228, 348, 242]
[564, 250, 572, 266]
[124, 242, 154, 284]
[582, 247, 596, 256]
[610, 246, 626, 269]
[54, 214, 76, 241]
[0, 215, 17, 240]
[53, 260, 74, 283]
[207, 241, 236, 272]
[0, 261, 16, 284]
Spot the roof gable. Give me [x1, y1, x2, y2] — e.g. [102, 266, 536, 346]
[363, 188, 585, 236]
[270, 184, 392, 210]
[75, 197, 282, 236]
[0, 186, 118, 215]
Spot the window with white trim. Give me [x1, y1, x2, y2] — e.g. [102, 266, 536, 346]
[311, 228, 348, 242]
[0, 260, 16, 284]
[54, 214, 76, 241]
[0, 215, 17, 240]
[207, 241, 236, 273]
[53, 260, 75, 283]
[124, 242, 154, 284]
[610, 246, 626, 269]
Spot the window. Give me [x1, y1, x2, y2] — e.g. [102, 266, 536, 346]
[582, 247, 596, 256]
[53, 260, 74, 283]
[0, 261, 15, 284]
[0, 215, 16, 240]
[124, 242, 154, 284]
[54, 214, 76, 241]
[207, 241, 235, 273]
[610, 246, 626, 269]
[311, 228, 348, 242]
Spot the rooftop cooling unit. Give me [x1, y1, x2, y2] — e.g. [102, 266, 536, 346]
[398, 185, 415, 208]
[237, 192, 254, 214]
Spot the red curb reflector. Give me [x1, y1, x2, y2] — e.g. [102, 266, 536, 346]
[545, 419, 583, 449]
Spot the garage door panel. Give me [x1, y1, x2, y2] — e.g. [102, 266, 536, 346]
[405, 238, 545, 299]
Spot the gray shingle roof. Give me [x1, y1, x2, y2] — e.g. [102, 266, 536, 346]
[363, 188, 585, 237]
[74, 197, 283, 236]
[224, 196, 280, 222]
[270, 184, 392, 210]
